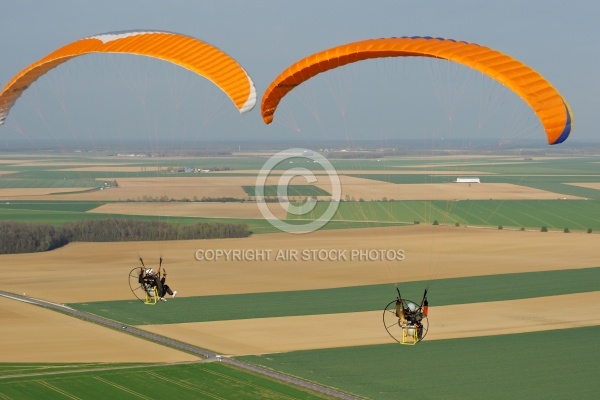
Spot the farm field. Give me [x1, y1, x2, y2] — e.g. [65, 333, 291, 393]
[0, 362, 330, 400]
[1, 153, 600, 399]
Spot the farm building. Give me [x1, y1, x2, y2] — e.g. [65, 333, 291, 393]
[455, 177, 481, 183]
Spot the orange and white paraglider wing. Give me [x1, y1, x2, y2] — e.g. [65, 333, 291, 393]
[0, 30, 256, 125]
[261, 36, 571, 144]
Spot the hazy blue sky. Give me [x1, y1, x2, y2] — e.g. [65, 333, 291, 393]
[0, 1, 597, 147]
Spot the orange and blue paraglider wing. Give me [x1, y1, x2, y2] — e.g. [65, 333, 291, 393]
[261, 36, 571, 144]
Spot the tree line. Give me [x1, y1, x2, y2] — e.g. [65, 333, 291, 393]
[0, 219, 250, 254]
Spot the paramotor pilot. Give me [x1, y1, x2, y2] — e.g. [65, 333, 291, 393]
[137, 259, 177, 302]
[394, 288, 429, 342]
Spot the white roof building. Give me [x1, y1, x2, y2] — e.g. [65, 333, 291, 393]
[455, 177, 480, 183]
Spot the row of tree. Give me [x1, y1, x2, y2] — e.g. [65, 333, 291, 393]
[0, 219, 250, 254]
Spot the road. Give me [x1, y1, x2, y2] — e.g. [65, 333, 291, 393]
[0, 290, 364, 400]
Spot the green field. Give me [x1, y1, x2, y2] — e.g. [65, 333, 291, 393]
[0, 362, 329, 400]
[5, 326, 598, 400]
[0, 362, 147, 376]
[3, 198, 598, 233]
[0, 204, 402, 235]
[0, 177, 103, 189]
[0, 205, 274, 232]
[286, 199, 600, 232]
[68, 267, 600, 325]
[241, 326, 600, 400]
[242, 184, 331, 197]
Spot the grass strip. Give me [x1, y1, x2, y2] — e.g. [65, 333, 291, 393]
[68, 267, 600, 325]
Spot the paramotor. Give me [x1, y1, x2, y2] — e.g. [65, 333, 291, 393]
[128, 257, 167, 305]
[383, 288, 429, 345]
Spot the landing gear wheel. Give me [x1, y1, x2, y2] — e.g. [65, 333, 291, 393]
[383, 298, 429, 344]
